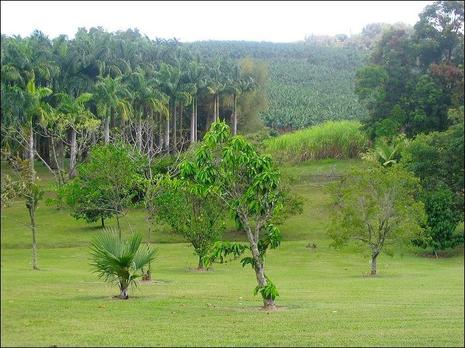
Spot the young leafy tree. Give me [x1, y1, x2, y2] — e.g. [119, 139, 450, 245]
[328, 164, 426, 276]
[60, 143, 147, 236]
[57, 178, 116, 228]
[1, 156, 44, 270]
[90, 227, 156, 299]
[147, 175, 225, 270]
[179, 121, 283, 309]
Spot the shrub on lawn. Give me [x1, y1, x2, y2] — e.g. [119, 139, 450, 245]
[90, 227, 156, 299]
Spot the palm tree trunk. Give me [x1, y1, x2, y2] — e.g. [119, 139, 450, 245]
[136, 116, 142, 151]
[233, 93, 238, 135]
[216, 94, 220, 121]
[195, 97, 198, 141]
[158, 113, 164, 150]
[173, 102, 177, 151]
[29, 122, 35, 182]
[69, 128, 77, 179]
[104, 116, 110, 144]
[50, 137, 65, 185]
[165, 107, 170, 152]
[179, 104, 183, 145]
[213, 94, 217, 123]
[190, 100, 195, 143]
[119, 282, 129, 299]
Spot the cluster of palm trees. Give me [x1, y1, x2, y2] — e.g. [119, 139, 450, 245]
[1, 27, 258, 181]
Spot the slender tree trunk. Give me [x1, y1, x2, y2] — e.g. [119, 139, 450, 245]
[101, 218, 105, 228]
[173, 102, 177, 152]
[370, 251, 379, 276]
[216, 94, 220, 121]
[57, 139, 64, 171]
[91, 131, 97, 147]
[158, 113, 164, 150]
[104, 116, 110, 144]
[29, 123, 35, 181]
[179, 104, 183, 146]
[69, 128, 77, 179]
[136, 116, 143, 151]
[247, 228, 275, 309]
[195, 97, 198, 141]
[50, 137, 65, 186]
[148, 123, 154, 156]
[41, 136, 51, 166]
[28, 206, 39, 270]
[165, 109, 170, 152]
[190, 100, 195, 144]
[197, 255, 205, 271]
[116, 215, 122, 240]
[213, 94, 217, 123]
[233, 93, 238, 135]
[143, 225, 152, 281]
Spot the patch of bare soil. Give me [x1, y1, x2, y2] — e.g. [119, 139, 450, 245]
[111, 295, 128, 300]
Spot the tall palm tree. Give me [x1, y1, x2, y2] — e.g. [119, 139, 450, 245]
[25, 77, 53, 180]
[55, 92, 99, 178]
[156, 63, 182, 152]
[185, 59, 206, 143]
[94, 75, 131, 144]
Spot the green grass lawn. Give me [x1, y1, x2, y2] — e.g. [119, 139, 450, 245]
[1, 159, 464, 347]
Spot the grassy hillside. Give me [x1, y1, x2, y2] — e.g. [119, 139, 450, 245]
[1, 159, 463, 347]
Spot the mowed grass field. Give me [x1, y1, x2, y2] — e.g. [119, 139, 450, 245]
[1, 160, 464, 347]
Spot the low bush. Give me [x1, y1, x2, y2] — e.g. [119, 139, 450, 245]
[265, 120, 369, 163]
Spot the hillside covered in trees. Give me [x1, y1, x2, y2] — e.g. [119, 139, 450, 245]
[188, 40, 369, 130]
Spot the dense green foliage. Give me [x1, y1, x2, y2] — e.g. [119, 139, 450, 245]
[147, 175, 225, 270]
[189, 40, 369, 130]
[402, 114, 464, 253]
[361, 135, 409, 167]
[355, 1, 464, 138]
[90, 228, 156, 299]
[265, 120, 369, 163]
[1, 28, 269, 187]
[1, 1, 464, 345]
[413, 187, 463, 256]
[402, 118, 464, 208]
[59, 144, 147, 231]
[328, 164, 426, 275]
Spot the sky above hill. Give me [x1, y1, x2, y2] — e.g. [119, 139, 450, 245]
[1, 1, 433, 42]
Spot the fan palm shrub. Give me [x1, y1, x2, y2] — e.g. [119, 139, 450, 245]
[90, 228, 156, 299]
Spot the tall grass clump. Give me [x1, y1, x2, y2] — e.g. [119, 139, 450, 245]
[265, 120, 369, 163]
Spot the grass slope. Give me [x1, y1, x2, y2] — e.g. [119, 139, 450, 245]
[1, 159, 464, 347]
